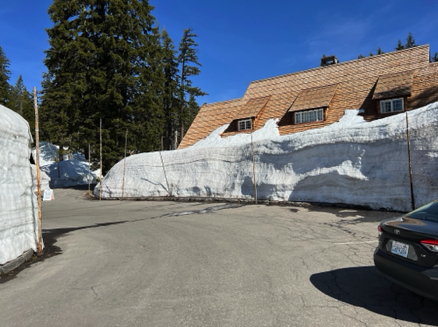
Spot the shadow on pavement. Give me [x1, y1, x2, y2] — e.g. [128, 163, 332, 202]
[310, 266, 438, 325]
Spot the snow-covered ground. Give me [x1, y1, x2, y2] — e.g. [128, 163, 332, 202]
[0, 104, 38, 265]
[33, 142, 98, 189]
[96, 102, 438, 212]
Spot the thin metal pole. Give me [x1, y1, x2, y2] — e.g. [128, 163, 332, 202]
[121, 129, 128, 199]
[33, 87, 43, 255]
[405, 111, 415, 210]
[99, 119, 102, 200]
[251, 133, 257, 204]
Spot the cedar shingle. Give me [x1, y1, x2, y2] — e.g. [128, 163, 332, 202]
[179, 45, 437, 149]
[289, 84, 338, 111]
[372, 71, 414, 100]
[235, 96, 270, 119]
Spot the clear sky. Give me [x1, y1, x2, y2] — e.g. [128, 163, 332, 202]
[0, 0, 437, 105]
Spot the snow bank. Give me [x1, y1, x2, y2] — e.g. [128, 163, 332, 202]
[41, 159, 96, 189]
[0, 104, 38, 265]
[33, 142, 98, 188]
[96, 102, 438, 212]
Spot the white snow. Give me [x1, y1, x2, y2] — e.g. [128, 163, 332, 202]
[0, 104, 38, 265]
[96, 102, 438, 212]
[33, 141, 98, 188]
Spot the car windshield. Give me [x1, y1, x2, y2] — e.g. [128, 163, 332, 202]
[406, 200, 438, 222]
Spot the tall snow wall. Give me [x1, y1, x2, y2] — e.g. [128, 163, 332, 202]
[96, 102, 438, 212]
[0, 104, 38, 265]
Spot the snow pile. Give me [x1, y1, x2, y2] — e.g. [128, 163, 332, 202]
[96, 102, 438, 212]
[41, 159, 96, 188]
[34, 142, 98, 188]
[0, 104, 38, 265]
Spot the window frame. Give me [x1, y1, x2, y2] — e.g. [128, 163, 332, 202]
[237, 118, 253, 131]
[294, 108, 325, 125]
[379, 98, 404, 114]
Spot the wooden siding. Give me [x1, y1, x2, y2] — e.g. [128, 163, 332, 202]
[234, 96, 271, 120]
[372, 71, 413, 100]
[289, 84, 338, 111]
[179, 45, 434, 148]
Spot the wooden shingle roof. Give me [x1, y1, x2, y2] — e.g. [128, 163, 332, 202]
[289, 84, 338, 112]
[235, 96, 271, 119]
[179, 45, 435, 149]
[372, 71, 414, 100]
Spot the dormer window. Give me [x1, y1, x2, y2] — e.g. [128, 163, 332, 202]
[294, 108, 324, 124]
[238, 118, 252, 131]
[380, 98, 404, 113]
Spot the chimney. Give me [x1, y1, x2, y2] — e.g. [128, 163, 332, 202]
[320, 55, 338, 67]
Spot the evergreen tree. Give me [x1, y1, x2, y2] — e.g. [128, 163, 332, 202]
[405, 32, 417, 48]
[0, 45, 11, 106]
[395, 39, 404, 51]
[177, 28, 206, 146]
[357, 54, 365, 59]
[161, 28, 179, 150]
[376, 47, 385, 55]
[432, 52, 438, 62]
[42, 0, 164, 172]
[369, 52, 374, 56]
[9, 75, 35, 136]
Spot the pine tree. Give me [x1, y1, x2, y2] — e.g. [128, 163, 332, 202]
[177, 28, 206, 146]
[42, 0, 165, 172]
[0, 45, 11, 106]
[395, 39, 404, 51]
[357, 54, 365, 59]
[8, 75, 35, 136]
[405, 32, 417, 48]
[432, 52, 438, 62]
[376, 47, 385, 55]
[161, 28, 180, 150]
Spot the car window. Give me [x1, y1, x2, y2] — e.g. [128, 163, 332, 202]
[406, 200, 438, 222]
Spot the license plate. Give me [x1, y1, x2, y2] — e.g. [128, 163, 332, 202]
[391, 241, 409, 258]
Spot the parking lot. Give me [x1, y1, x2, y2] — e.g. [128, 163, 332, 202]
[1, 188, 437, 327]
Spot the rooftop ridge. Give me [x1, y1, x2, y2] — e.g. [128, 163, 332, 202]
[202, 97, 243, 106]
[247, 44, 430, 86]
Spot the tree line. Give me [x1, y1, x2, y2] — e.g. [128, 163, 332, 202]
[0, 0, 206, 173]
[358, 32, 438, 61]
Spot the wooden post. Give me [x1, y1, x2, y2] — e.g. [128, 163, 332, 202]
[159, 151, 171, 196]
[121, 129, 128, 199]
[405, 111, 415, 210]
[33, 87, 43, 255]
[251, 133, 257, 204]
[99, 119, 102, 200]
[88, 144, 91, 193]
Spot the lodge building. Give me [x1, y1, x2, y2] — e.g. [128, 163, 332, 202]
[179, 45, 438, 149]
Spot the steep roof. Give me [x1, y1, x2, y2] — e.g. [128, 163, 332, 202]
[179, 45, 433, 149]
[372, 71, 414, 100]
[289, 84, 338, 112]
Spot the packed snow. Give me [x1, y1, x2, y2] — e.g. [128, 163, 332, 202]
[33, 142, 98, 189]
[0, 104, 38, 265]
[96, 102, 438, 212]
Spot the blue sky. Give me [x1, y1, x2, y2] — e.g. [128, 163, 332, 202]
[0, 0, 437, 105]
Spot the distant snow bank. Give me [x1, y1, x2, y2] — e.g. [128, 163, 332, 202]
[0, 104, 38, 265]
[96, 102, 438, 212]
[33, 141, 98, 189]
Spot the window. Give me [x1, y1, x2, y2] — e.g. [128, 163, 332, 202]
[380, 98, 404, 113]
[294, 108, 324, 124]
[238, 119, 252, 131]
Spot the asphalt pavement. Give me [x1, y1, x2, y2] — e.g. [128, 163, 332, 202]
[1, 188, 437, 327]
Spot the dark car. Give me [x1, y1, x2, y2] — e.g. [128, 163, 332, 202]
[374, 199, 438, 301]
